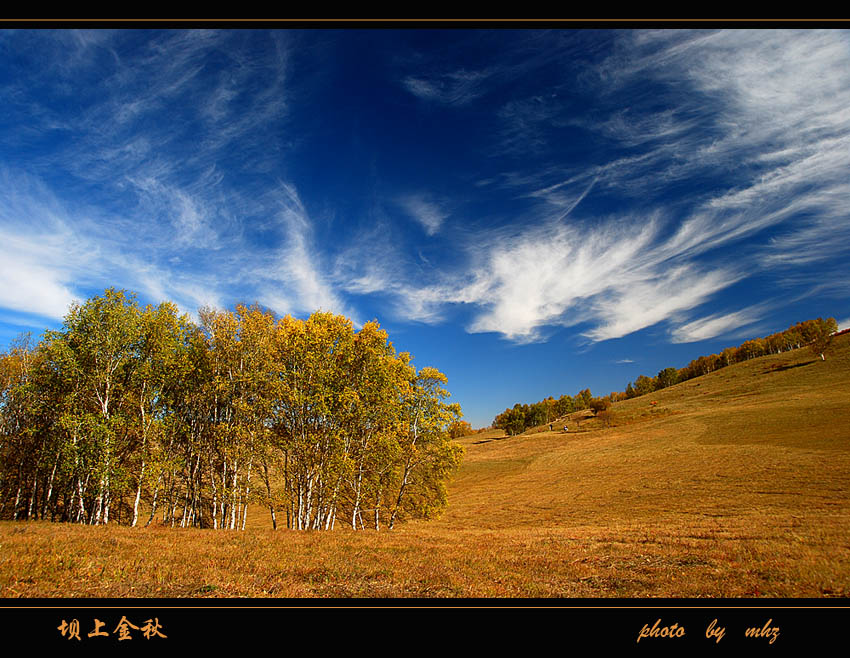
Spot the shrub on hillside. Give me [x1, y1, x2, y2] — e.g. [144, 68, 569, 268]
[589, 397, 612, 415]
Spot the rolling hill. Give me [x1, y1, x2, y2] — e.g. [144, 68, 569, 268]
[1, 334, 848, 597]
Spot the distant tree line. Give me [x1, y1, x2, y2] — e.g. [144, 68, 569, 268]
[494, 389, 594, 436]
[623, 317, 838, 399]
[0, 289, 463, 531]
[493, 317, 838, 434]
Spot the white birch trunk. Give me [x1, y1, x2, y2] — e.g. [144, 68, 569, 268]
[12, 482, 21, 521]
[43, 454, 59, 520]
[229, 460, 239, 530]
[131, 459, 145, 528]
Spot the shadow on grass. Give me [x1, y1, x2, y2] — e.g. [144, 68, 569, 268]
[474, 431, 591, 443]
[765, 360, 817, 373]
[472, 436, 513, 444]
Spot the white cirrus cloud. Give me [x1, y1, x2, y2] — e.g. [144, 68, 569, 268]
[0, 250, 77, 321]
[0, 170, 93, 320]
[386, 212, 742, 344]
[402, 68, 493, 106]
[670, 309, 763, 344]
[398, 195, 449, 236]
[255, 183, 354, 321]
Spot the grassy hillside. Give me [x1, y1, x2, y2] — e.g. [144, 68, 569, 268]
[1, 335, 848, 597]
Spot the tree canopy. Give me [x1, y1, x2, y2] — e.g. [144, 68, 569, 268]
[0, 289, 464, 531]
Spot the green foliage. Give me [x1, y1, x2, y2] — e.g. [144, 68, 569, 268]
[633, 375, 656, 397]
[0, 290, 463, 531]
[493, 404, 526, 436]
[655, 367, 679, 390]
[494, 388, 593, 435]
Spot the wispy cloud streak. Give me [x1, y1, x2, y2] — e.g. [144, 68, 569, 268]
[670, 309, 763, 344]
[398, 195, 449, 236]
[403, 68, 493, 106]
[0, 30, 352, 325]
[395, 29, 850, 344]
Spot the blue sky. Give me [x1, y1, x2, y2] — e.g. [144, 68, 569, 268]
[1, 28, 849, 428]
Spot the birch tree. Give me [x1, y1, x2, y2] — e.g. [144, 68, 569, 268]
[0, 292, 465, 531]
[388, 366, 464, 530]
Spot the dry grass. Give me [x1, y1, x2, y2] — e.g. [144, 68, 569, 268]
[2, 336, 849, 598]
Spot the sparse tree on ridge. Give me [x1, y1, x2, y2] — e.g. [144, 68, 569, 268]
[808, 317, 838, 361]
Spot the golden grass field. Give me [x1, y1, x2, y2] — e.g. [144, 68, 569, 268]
[2, 335, 848, 598]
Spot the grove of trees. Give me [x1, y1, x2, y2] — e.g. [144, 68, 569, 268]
[494, 389, 593, 435]
[0, 289, 464, 531]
